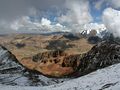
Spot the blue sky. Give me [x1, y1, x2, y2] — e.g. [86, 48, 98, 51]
[90, 0, 103, 22]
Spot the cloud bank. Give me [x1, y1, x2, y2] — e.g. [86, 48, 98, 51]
[58, 0, 92, 25]
[95, 0, 120, 10]
[0, 0, 120, 35]
[10, 16, 69, 33]
[58, 0, 93, 32]
[103, 8, 120, 37]
[0, 0, 67, 34]
[0, 0, 94, 34]
[0, 0, 65, 21]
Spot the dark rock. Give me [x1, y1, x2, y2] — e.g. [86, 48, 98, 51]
[15, 43, 25, 49]
[100, 82, 118, 90]
[88, 36, 102, 44]
[46, 40, 73, 50]
[77, 41, 120, 76]
[23, 50, 81, 77]
[32, 50, 65, 62]
[63, 33, 80, 40]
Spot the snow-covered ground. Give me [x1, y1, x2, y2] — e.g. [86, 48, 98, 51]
[1, 63, 120, 90]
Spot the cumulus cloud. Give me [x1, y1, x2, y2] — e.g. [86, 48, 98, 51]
[41, 18, 51, 26]
[103, 8, 120, 37]
[0, 21, 16, 34]
[58, 0, 93, 29]
[0, 0, 94, 33]
[94, 0, 120, 10]
[10, 16, 69, 33]
[110, 0, 120, 9]
[0, 0, 95, 34]
[94, 0, 105, 10]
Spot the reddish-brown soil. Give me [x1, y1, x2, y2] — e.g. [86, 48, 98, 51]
[0, 34, 93, 77]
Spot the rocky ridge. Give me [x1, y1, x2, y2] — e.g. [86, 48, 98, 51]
[77, 41, 120, 76]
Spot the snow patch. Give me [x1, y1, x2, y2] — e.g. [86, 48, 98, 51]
[1, 63, 120, 90]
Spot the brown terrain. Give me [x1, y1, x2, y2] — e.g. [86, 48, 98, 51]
[0, 34, 94, 77]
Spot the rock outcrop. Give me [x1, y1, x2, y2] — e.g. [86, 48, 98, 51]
[46, 40, 73, 50]
[88, 36, 102, 44]
[77, 41, 120, 76]
[22, 50, 81, 77]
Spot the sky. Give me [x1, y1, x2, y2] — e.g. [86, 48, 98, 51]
[0, 0, 120, 36]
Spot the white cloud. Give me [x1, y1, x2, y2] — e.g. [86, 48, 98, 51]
[8, 0, 93, 34]
[95, 0, 120, 10]
[0, 20, 16, 34]
[41, 18, 51, 26]
[102, 8, 120, 37]
[58, 0, 93, 31]
[10, 16, 70, 33]
[0, 0, 94, 34]
[110, 0, 120, 9]
[94, 0, 105, 10]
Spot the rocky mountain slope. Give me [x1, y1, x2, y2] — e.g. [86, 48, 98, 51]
[22, 50, 81, 77]
[1, 63, 120, 90]
[0, 45, 69, 86]
[0, 33, 120, 89]
[0, 34, 93, 77]
[76, 41, 120, 76]
[20, 41, 120, 78]
[0, 34, 93, 60]
[0, 45, 24, 74]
